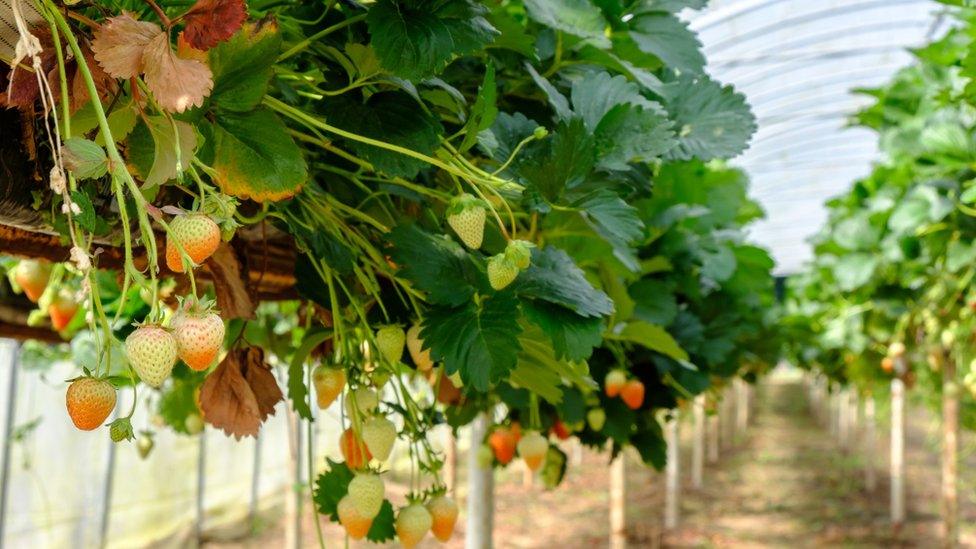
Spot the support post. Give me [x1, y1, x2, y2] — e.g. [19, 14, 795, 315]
[839, 388, 850, 449]
[692, 395, 704, 489]
[466, 415, 493, 549]
[444, 431, 457, 496]
[98, 407, 120, 547]
[942, 356, 959, 548]
[891, 378, 905, 526]
[707, 411, 719, 465]
[735, 380, 748, 436]
[0, 340, 19, 546]
[664, 413, 679, 530]
[864, 396, 876, 491]
[195, 430, 207, 547]
[250, 433, 262, 531]
[609, 455, 626, 549]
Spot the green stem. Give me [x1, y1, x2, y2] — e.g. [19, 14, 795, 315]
[278, 13, 367, 61]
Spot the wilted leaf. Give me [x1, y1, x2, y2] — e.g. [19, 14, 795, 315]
[212, 108, 306, 201]
[203, 243, 255, 319]
[208, 20, 282, 112]
[199, 346, 282, 439]
[91, 13, 161, 79]
[141, 32, 214, 113]
[182, 0, 248, 50]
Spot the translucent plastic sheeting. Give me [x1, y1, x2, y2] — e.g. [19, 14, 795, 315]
[688, 0, 949, 274]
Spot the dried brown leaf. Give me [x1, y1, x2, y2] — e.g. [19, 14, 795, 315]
[141, 32, 213, 113]
[200, 346, 281, 439]
[241, 347, 282, 419]
[182, 0, 248, 50]
[203, 242, 256, 319]
[91, 13, 161, 79]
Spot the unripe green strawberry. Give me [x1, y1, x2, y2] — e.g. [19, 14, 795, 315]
[587, 408, 606, 431]
[312, 364, 345, 409]
[487, 254, 519, 290]
[446, 194, 488, 249]
[173, 309, 225, 371]
[362, 415, 397, 462]
[348, 472, 385, 519]
[476, 444, 494, 468]
[504, 239, 535, 270]
[109, 417, 134, 442]
[185, 413, 204, 434]
[396, 503, 433, 549]
[137, 432, 154, 458]
[426, 494, 459, 542]
[406, 324, 434, 372]
[375, 325, 405, 364]
[166, 213, 221, 273]
[125, 325, 178, 388]
[517, 430, 549, 471]
[345, 387, 379, 418]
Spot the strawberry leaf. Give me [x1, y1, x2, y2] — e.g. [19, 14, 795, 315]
[458, 63, 497, 152]
[628, 12, 705, 75]
[523, 0, 610, 48]
[660, 73, 757, 161]
[141, 32, 214, 113]
[366, 501, 396, 542]
[421, 293, 523, 391]
[208, 21, 282, 112]
[91, 14, 161, 79]
[287, 328, 330, 420]
[62, 137, 107, 180]
[517, 119, 596, 203]
[386, 223, 482, 306]
[312, 459, 354, 519]
[182, 0, 248, 50]
[521, 299, 603, 362]
[126, 116, 198, 189]
[512, 246, 614, 318]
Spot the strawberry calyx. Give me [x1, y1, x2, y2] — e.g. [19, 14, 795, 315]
[445, 193, 488, 217]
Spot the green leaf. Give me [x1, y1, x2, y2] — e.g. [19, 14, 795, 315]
[366, 501, 396, 542]
[833, 253, 879, 291]
[386, 223, 481, 306]
[514, 246, 614, 318]
[540, 446, 568, 489]
[595, 104, 675, 169]
[525, 64, 572, 120]
[324, 91, 444, 178]
[288, 328, 331, 420]
[947, 240, 976, 273]
[511, 338, 565, 404]
[421, 293, 523, 391]
[209, 22, 282, 112]
[70, 190, 97, 232]
[478, 111, 538, 164]
[486, 8, 537, 58]
[628, 279, 677, 326]
[367, 0, 498, 81]
[521, 299, 603, 361]
[628, 13, 705, 74]
[313, 459, 354, 519]
[62, 137, 107, 180]
[635, 0, 708, 12]
[518, 119, 595, 202]
[126, 117, 197, 189]
[459, 64, 498, 152]
[571, 189, 645, 270]
[569, 71, 656, 130]
[96, 104, 137, 146]
[523, 0, 610, 48]
[611, 320, 688, 361]
[661, 74, 757, 161]
[212, 108, 307, 201]
[700, 243, 737, 284]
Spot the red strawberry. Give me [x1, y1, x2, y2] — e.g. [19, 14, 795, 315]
[125, 325, 178, 387]
[375, 325, 405, 364]
[340, 427, 372, 469]
[14, 259, 51, 302]
[426, 494, 459, 542]
[406, 324, 434, 372]
[173, 309, 224, 371]
[312, 364, 345, 409]
[487, 427, 516, 465]
[348, 472, 385, 519]
[337, 495, 373, 539]
[48, 289, 78, 331]
[66, 377, 116, 431]
[551, 419, 571, 440]
[446, 194, 488, 249]
[605, 370, 627, 397]
[165, 213, 221, 273]
[621, 379, 645, 410]
[396, 503, 432, 549]
[517, 430, 548, 471]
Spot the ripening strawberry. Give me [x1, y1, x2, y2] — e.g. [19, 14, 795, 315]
[487, 253, 519, 290]
[340, 427, 372, 469]
[165, 213, 221, 273]
[48, 289, 78, 331]
[605, 370, 627, 397]
[344, 387, 379, 418]
[406, 324, 434, 372]
[173, 310, 224, 371]
[446, 193, 488, 249]
[487, 427, 516, 465]
[426, 494, 459, 542]
[137, 433, 154, 458]
[587, 408, 606, 431]
[14, 259, 51, 302]
[337, 495, 373, 540]
[517, 430, 548, 472]
[551, 419, 571, 440]
[396, 503, 433, 549]
[348, 472, 385, 519]
[362, 415, 397, 462]
[312, 364, 345, 409]
[621, 379, 645, 410]
[66, 377, 116, 431]
[125, 325, 178, 388]
[375, 325, 405, 364]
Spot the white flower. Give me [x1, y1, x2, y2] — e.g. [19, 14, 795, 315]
[60, 201, 81, 216]
[49, 167, 66, 194]
[69, 246, 91, 271]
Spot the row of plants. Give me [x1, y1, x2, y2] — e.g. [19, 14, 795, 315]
[1, 0, 778, 545]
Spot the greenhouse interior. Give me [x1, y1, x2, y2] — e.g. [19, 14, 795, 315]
[1, 0, 975, 547]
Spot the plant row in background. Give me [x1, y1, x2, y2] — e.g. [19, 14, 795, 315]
[0, 0, 777, 545]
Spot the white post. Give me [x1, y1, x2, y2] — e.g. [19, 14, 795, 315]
[839, 388, 850, 449]
[692, 395, 705, 489]
[445, 432, 458, 496]
[891, 378, 905, 525]
[707, 412, 719, 464]
[722, 389, 734, 449]
[664, 413, 680, 530]
[735, 380, 748, 436]
[466, 415, 494, 549]
[610, 455, 626, 549]
[850, 390, 859, 439]
[864, 396, 876, 491]
[942, 356, 959, 548]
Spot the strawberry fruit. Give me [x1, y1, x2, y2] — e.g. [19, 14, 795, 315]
[587, 408, 606, 431]
[487, 427, 516, 465]
[66, 377, 116, 431]
[605, 370, 627, 397]
[362, 415, 397, 462]
[48, 289, 78, 331]
[340, 427, 372, 469]
[173, 308, 224, 371]
[487, 253, 519, 290]
[396, 503, 433, 549]
[348, 472, 385, 519]
[621, 379, 645, 410]
[375, 325, 405, 364]
[344, 387, 379, 418]
[125, 325, 178, 388]
[406, 324, 434, 372]
[14, 259, 51, 303]
[337, 495, 373, 539]
[165, 213, 221, 273]
[312, 364, 345, 409]
[427, 494, 459, 542]
[446, 193, 488, 249]
[517, 430, 548, 471]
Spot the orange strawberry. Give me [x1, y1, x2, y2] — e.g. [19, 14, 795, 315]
[621, 379, 645, 410]
[551, 419, 570, 440]
[48, 289, 78, 331]
[487, 427, 516, 465]
[14, 259, 51, 302]
[340, 427, 372, 469]
[337, 495, 373, 539]
[426, 494, 459, 542]
[173, 308, 225, 371]
[396, 503, 432, 549]
[165, 213, 221, 273]
[66, 377, 116, 431]
[312, 364, 345, 409]
[605, 370, 627, 397]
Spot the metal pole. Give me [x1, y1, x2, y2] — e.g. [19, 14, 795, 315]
[98, 407, 120, 548]
[609, 455, 626, 549]
[466, 415, 493, 549]
[864, 396, 876, 491]
[891, 378, 905, 525]
[664, 413, 680, 530]
[250, 433, 262, 532]
[0, 340, 20, 546]
[196, 429, 207, 546]
[692, 395, 705, 489]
